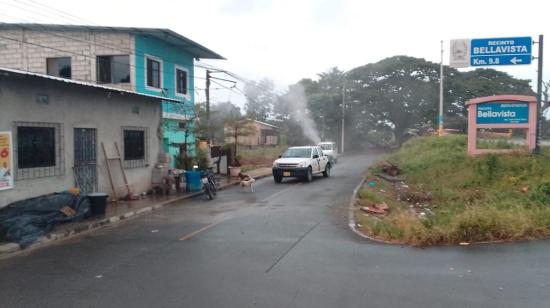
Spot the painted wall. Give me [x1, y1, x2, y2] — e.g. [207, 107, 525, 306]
[0, 76, 162, 208]
[134, 35, 196, 167]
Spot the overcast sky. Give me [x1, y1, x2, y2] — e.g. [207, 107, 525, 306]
[1, 0, 549, 107]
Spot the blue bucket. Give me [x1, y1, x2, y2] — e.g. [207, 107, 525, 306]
[185, 171, 202, 192]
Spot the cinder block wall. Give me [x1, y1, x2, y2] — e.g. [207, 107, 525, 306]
[0, 29, 136, 91]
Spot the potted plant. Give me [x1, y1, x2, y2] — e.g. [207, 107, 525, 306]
[193, 148, 210, 170]
[229, 155, 242, 177]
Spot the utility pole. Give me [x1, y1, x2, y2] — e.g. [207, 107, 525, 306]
[439, 40, 444, 136]
[205, 70, 211, 144]
[341, 80, 346, 154]
[535, 35, 544, 154]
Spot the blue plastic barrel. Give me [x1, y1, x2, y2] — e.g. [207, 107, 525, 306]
[185, 171, 202, 192]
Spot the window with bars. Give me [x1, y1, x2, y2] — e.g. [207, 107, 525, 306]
[14, 122, 65, 179]
[17, 127, 55, 168]
[122, 127, 148, 168]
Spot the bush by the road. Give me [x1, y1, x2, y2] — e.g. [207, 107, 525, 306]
[355, 135, 550, 245]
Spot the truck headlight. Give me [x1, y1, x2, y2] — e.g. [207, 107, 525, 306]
[273, 162, 279, 168]
[298, 161, 307, 168]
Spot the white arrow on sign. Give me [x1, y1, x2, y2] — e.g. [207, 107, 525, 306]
[510, 57, 522, 65]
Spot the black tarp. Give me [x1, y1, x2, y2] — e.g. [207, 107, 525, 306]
[0, 193, 91, 248]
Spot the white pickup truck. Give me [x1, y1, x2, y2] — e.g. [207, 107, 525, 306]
[318, 141, 338, 164]
[272, 146, 331, 183]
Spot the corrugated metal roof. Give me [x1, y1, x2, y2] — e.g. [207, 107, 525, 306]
[252, 119, 278, 129]
[0, 67, 182, 103]
[0, 23, 224, 60]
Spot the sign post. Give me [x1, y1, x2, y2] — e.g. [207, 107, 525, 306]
[451, 35, 543, 155]
[451, 36, 533, 68]
[535, 35, 544, 154]
[471, 37, 532, 67]
[0, 131, 14, 191]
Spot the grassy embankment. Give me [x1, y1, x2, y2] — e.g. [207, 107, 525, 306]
[237, 145, 288, 172]
[355, 135, 550, 245]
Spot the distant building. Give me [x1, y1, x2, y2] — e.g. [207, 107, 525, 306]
[225, 120, 279, 146]
[0, 23, 224, 166]
[0, 67, 177, 208]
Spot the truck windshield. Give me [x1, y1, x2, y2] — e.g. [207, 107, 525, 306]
[319, 144, 332, 150]
[282, 148, 312, 158]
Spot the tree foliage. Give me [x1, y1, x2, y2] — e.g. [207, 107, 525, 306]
[238, 56, 536, 149]
[224, 113, 255, 166]
[244, 78, 277, 122]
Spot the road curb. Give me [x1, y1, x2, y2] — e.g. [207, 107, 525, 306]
[0, 171, 273, 260]
[347, 174, 402, 245]
[347, 174, 526, 247]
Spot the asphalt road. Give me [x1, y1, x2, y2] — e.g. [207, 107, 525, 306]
[1, 153, 549, 307]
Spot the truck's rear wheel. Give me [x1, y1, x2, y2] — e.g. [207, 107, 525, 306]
[323, 164, 331, 177]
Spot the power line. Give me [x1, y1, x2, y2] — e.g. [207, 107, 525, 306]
[210, 79, 247, 99]
[0, 2, 251, 91]
[4, 0, 225, 66]
[0, 30, 252, 104]
[15, 0, 101, 26]
[0, 9, 204, 72]
[0, 2, 257, 103]
[0, 20, 252, 95]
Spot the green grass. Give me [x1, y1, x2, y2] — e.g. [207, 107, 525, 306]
[237, 145, 288, 168]
[476, 138, 525, 149]
[355, 135, 550, 245]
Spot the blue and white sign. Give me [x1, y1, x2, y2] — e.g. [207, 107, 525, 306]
[470, 37, 532, 67]
[476, 102, 529, 124]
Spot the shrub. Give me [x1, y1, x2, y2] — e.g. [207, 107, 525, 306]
[193, 149, 210, 170]
[530, 181, 550, 205]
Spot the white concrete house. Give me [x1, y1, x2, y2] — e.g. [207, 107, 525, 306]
[0, 67, 180, 208]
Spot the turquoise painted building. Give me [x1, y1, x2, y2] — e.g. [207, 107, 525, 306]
[131, 31, 224, 167]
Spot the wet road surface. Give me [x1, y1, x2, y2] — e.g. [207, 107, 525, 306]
[0, 153, 549, 307]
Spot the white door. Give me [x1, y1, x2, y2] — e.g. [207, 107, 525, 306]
[318, 147, 327, 171]
[313, 148, 322, 173]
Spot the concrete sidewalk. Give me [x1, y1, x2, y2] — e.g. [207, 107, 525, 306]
[0, 167, 272, 259]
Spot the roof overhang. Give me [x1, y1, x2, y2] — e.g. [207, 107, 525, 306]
[0, 67, 182, 103]
[0, 23, 224, 60]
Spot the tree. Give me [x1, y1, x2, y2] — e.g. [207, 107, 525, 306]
[446, 68, 534, 130]
[210, 102, 242, 144]
[347, 56, 441, 146]
[244, 78, 277, 122]
[224, 114, 255, 166]
[303, 68, 346, 145]
[272, 68, 347, 147]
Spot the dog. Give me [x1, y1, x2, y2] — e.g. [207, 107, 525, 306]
[238, 172, 256, 192]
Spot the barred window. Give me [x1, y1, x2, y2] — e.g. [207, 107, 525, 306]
[124, 130, 144, 160]
[14, 122, 65, 179]
[17, 127, 55, 168]
[122, 127, 148, 168]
